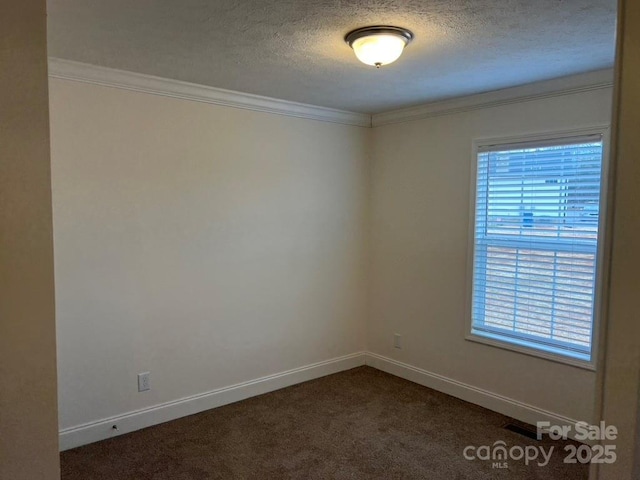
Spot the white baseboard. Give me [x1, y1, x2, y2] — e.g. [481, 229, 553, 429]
[60, 351, 589, 450]
[59, 352, 366, 451]
[364, 352, 591, 444]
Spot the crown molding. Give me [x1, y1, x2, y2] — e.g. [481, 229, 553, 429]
[371, 69, 615, 127]
[47, 58, 372, 128]
[48, 58, 613, 130]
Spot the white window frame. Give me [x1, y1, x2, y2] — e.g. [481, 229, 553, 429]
[465, 126, 610, 370]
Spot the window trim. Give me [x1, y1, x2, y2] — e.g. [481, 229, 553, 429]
[464, 126, 611, 371]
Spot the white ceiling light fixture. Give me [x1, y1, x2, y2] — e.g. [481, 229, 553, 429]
[345, 26, 414, 68]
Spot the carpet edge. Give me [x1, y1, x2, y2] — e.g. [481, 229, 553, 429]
[59, 352, 367, 451]
[364, 352, 592, 445]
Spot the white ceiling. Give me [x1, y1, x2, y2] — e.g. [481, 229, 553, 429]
[46, 0, 617, 114]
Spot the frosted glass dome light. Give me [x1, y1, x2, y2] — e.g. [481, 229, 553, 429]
[345, 26, 413, 68]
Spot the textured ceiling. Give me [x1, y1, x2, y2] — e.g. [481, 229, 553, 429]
[46, 0, 617, 114]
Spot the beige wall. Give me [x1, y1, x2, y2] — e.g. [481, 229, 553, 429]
[597, 0, 640, 476]
[49, 79, 370, 431]
[0, 1, 59, 479]
[369, 87, 613, 422]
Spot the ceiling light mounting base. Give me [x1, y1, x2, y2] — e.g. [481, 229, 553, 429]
[345, 26, 414, 46]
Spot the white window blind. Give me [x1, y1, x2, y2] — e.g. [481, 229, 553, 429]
[470, 135, 604, 362]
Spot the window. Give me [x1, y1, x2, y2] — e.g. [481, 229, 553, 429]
[468, 132, 606, 366]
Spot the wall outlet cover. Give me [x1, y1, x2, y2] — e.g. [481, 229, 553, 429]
[138, 372, 151, 392]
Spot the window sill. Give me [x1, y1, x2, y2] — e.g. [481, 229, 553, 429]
[465, 330, 596, 371]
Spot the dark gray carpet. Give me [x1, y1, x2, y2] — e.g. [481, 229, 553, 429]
[61, 366, 588, 479]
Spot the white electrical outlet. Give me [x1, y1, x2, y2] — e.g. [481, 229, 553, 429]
[138, 372, 151, 392]
[394, 333, 402, 349]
